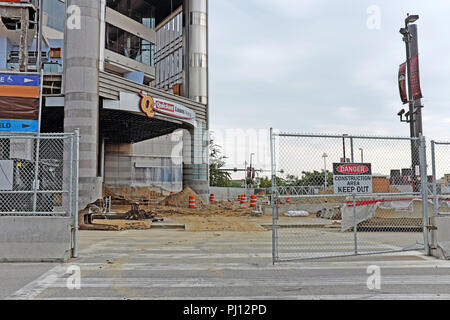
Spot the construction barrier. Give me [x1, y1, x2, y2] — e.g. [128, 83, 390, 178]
[240, 194, 247, 204]
[238, 194, 242, 202]
[210, 194, 216, 203]
[250, 195, 257, 208]
[270, 130, 429, 262]
[189, 195, 196, 208]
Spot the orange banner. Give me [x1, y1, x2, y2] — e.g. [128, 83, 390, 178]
[0, 85, 40, 98]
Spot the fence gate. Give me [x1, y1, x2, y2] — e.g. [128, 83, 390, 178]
[0, 131, 79, 259]
[270, 130, 429, 262]
[430, 141, 450, 255]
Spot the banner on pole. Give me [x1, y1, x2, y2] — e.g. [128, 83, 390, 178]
[398, 62, 408, 104]
[410, 55, 423, 100]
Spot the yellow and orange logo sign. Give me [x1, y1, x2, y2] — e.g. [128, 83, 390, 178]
[139, 91, 155, 118]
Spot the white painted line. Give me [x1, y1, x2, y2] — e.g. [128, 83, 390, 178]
[6, 265, 68, 300]
[62, 260, 450, 271]
[35, 294, 450, 300]
[34, 275, 450, 288]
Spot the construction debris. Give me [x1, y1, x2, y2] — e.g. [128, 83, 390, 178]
[78, 187, 266, 232]
[159, 187, 206, 208]
[124, 203, 164, 222]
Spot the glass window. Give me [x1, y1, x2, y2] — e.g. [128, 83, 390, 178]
[106, 23, 155, 67]
[43, 0, 65, 32]
[106, 0, 156, 29]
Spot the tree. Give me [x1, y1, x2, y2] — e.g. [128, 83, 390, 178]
[298, 170, 333, 187]
[259, 171, 333, 188]
[259, 177, 271, 188]
[209, 140, 232, 187]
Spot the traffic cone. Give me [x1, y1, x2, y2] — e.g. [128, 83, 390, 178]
[189, 195, 196, 208]
[250, 195, 257, 208]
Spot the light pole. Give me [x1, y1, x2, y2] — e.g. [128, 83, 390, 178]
[249, 153, 255, 188]
[398, 13, 422, 192]
[359, 148, 363, 163]
[322, 153, 328, 189]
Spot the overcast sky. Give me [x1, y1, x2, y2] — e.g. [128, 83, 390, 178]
[208, 0, 450, 175]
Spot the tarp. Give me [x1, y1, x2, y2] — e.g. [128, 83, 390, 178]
[341, 196, 437, 231]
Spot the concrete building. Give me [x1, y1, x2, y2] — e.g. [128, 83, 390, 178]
[0, 0, 210, 208]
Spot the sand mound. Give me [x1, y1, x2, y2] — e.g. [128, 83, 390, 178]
[159, 187, 206, 208]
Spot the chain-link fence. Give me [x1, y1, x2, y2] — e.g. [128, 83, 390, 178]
[0, 132, 79, 255]
[430, 141, 450, 217]
[0, 133, 78, 216]
[270, 130, 429, 262]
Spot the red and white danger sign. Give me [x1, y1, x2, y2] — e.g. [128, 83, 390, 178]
[333, 163, 372, 194]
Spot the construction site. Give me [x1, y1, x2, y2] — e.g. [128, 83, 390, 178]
[4, 0, 450, 304]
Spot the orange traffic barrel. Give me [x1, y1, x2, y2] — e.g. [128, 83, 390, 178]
[189, 195, 196, 208]
[240, 194, 247, 204]
[250, 195, 257, 208]
[210, 194, 216, 203]
[238, 194, 242, 202]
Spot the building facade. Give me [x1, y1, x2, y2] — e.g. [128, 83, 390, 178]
[0, 0, 210, 208]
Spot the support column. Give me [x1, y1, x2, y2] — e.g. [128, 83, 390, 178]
[183, 0, 209, 201]
[19, 7, 29, 72]
[182, 123, 209, 201]
[64, 0, 102, 209]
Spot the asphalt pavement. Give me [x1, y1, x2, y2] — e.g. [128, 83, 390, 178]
[2, 229, 450, 300]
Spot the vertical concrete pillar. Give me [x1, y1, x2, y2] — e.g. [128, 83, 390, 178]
[182, 123, 209, 201]
[184, 0, 208, 105]
[19, 7, 29, 72]
[64, 0, 102, 209]
[182, 0, 209, 200]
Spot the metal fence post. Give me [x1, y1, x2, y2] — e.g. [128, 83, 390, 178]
[73, 129, 80, 258]
[419, 135, 430, 255]
[69, 133, 74, 256]
[32, 69, 44, 213]
[32, 135, 41, 212]
[431, 141, 438, 218]
[270, 128, 278, 264]
[350, 137, 354, 163]
[353, 194, 358, 255]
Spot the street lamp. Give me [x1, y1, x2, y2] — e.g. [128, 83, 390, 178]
[322, 153, 328, 189]
[359, 148, 364, 163]
[250, 153, 255, 172]
[405, 14, 419, 25]
[399, 13, 422, 192]
[249, 153, 255, 188]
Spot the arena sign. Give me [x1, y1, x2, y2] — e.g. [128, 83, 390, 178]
[333, 163, 372, 194]
[139, 91, 196, 126]
[103, 91, 197, 127]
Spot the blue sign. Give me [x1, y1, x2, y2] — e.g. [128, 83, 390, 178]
[0, 74, 40, 87]
[0, 120, 38, 133]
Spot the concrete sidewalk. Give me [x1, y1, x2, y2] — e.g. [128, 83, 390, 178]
[2, 229, 450, 300]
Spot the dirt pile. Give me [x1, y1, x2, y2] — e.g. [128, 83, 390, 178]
[159, 187, 206, 208]
[93, 219, 152, 230]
